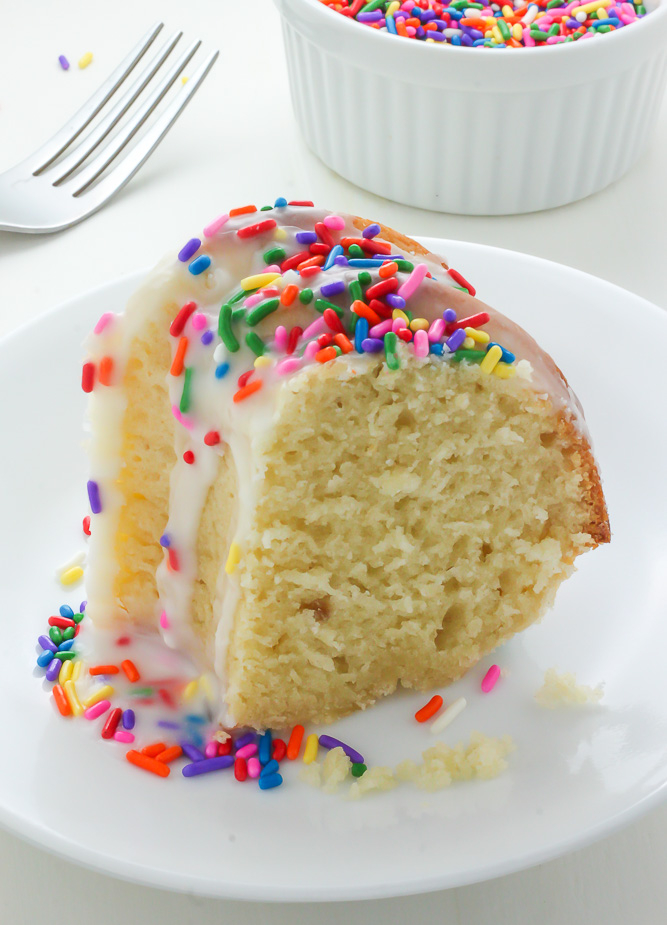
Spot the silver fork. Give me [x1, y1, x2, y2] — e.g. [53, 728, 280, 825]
[0, 23, 218, 234]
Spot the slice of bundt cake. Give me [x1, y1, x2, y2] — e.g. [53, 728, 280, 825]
[83, 201, 609, 728]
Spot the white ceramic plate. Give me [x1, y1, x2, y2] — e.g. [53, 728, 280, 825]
[1, 239, 666, 902]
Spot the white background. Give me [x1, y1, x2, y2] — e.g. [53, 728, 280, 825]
[1, 1, 666, 922]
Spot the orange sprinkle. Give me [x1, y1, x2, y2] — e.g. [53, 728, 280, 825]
[88, 664, 120, 675]
[396, 18, 408, 35]
[229, 204, 256, 217]
[141, 741, 167, 758]
[121, 659, 140, 682]
[351, 300, 382, 326]
[415, 694, 444, 723]
[287, 724, 305, 760]
[126, 750, 170, 777]
[233, 380, 262, 403]
[315, 346, 338, 363]
[52, 684, 71, 716]
[155, 745, 183, 764]
[334, 333, 353, 354]
[296, 255, 325, 271]
[170, 336, 188, 376]
[379, 261, 398, 279]
[98, 356, 114, 386]
[280, 284, 299, 306]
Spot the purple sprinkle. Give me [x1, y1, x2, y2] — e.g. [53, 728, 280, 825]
[385, 293, 406, 309]
[234, 731, 256, 750]
[415, 25, 426, 37]
[80, 600, 87, 612]
[445, 328, 467, 352]
[58, 55, 70, 70]
[182, 755, 234, 777]
[357, 10, 384, 21]
[296, 231, 317, 245]
[157, 720, 181, 730]
[361, 338, 384, 353]
[334, 255, 349, 267]
[180, 741, 205, 762]
[178, 238, 201, 262]
[201, 330, 214, 346]
[320, 280, 346, 298]
[87, 480, 102, 514]
[38, 635, 57, 653]
[159, 534, 171, 548]
[46, 658, 62, 681]
[362, 223, 381, 239]
[443, 308, 457, 322]
[461, 33, 474, 45]
[318, 735, 364, 765]
[122, 709, 135, 730]
[422, 8, 436, 20]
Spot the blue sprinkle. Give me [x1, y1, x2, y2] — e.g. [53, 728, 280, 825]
[355, 317, 369, 353]
[178, 238, 201, 263]
[59, 604, 74, 618]
[324, 244, 344, 270]
[258, 772, 283, 790]
[487, 342, 515, 364]
[320, 280, 346, 298]
[190, 730, 204, 748]
[274, 197, 288, 208]
[430, 343, 444, 356]
[188, 255, 211, 276]
[185, 714, 207, 725]
[347, 259, 385, 268]
[37, 649, 54, 668]
[361, 338, 384, 353]
[215, 362, 230, 379]
[386, 13, 397, 33]
[258, 730, 272, 765]
[260, 759, 280, 778]
[159, 533, 171, 548]
[57, 640, 75, 652]
[38, 634, 57, 653]
[296, 231, 317, 245]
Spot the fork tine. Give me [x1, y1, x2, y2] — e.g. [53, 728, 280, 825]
[72, 51, 218, 209]
[53, 31, 184, 186]
[68, 39, 205, 195]
[31, 22, 164, 175]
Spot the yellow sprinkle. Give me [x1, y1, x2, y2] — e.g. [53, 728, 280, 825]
[465, 326, 490, 344]
[492, 25, 503, 41]
[240, 272, 281, 291]
[480, 344, 502, 375]
[83, 684, 114, 708]
[387, 0, 400, 12]
[225, 541, 241, 575]
[425, 37, 435, 41]
[462, 337, 476, 350]
[181, 75, 189, 84]
[63, 680, 83, 716]
[392, 309, 409, 323]
[60, 566, 84, 586]
[494, 362, 516, 379]
[254, 355, 272, 368]
[59, 659, 73, 684]
[303, 733, 319, 764]
[199, 674, 215, 701]
[512, 22, 523, 39]
[78, 52, 93, 70]
[274, 227, 287, 241]
[409, 318, 429, 332]
[72, 659, 84, 682]
[570, 0, 611, 12]
[183, 679, 199, 701]
[502, 3, 514, 15]
[596, 6, 608, 15]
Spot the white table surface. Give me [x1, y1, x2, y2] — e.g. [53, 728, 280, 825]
[1, 1, 666, 921]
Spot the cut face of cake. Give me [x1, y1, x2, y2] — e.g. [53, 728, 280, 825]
[83, 202, 610, 729]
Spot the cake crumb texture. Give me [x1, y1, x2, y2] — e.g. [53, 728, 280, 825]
[535, 668, 604, 708]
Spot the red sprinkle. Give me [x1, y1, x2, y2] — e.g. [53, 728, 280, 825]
[237, 219, 277, 239]
[272, 739, 287, 762]
[288, 200, 314, 206]
[183, 450, 195, 464]
[49, 616, 75, 629]
[366, 278, 399, 300]
[218, 741, 232, 756]
[286, 326, 302, 355]
[280, 250, 311, 272]
[167, 547, 180, 572]
[158, 687, 176, 708]
[449, 312, 490, 331]
[415, 695, 444, 723]
[121, 659, 140, 683]
[300, 265, 321, 280]
[81, 362, 95, 393]
[368, 298, 393, 319]
[204, 430, 220, 446]
[309, 242, 331, 256]
[169, 302, 197, 337]
[83, 515, 91, 536]
[448, 267, 476, 297]
[314, 222, 335, 248]
[101, 707, 122, 739]
[237, 370, 254, 389]
[234, 757, 248, 781]
[317, 333, 334, 348]
[323, 308, 344, 334]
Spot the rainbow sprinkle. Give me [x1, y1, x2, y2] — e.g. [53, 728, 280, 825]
[319, 0, 647, 47]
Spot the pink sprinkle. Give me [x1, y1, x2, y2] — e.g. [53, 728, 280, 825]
[481, 664, 501, 693]
[323, 214, 345, 230]
[275, 357, 302, 376]
[405, 25, 417, 36]
[205, 741, 219, 758]
[302, 316, 327, 340]
[398, 263, 428, 301]
[523, 27, 536, 45]
[114, 730, 135, 744]
[369, 319, 393, 338]
[191, 312, 207, 331]
[304, 341, 320, 360]
[244, 293, 264, 308]
[546, 35, 566, 42]
[159, 610, 170, 629]
[203, 213, 230, 238]
[235, 743, 258, 760]
[273, 325, 288, 352]
[428, 318, 446, 343]
[414, 329, 429, 358]
[264, 264, 281, 273]
[247, 756, 261, 779]
[172, 406, 194, 430]
[83, 700, 111, 720]
[391, 317, 407, 333]
[94, 312, 114, 335]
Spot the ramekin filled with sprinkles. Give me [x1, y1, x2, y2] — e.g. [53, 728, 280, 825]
[275, 0, 667, 213]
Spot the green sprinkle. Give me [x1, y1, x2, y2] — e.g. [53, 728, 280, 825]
[218, 304, 239, 353]
[72, 612, 84, 624]
[451, 349, 485, 364]
[49, 627, 63, 645]
[245, 332, 265, 357]
[246, 298, 279, 327]
[260, 205, 273, 211]
[546, 0, 562, 7]
[349, 280, 363, 302]
[452, 284, 470, 294]
[360, 0, 385, 11]
[229, 289, 249, 305]
[531, 28, 548, 40]
[263, 245, 286, 265]
[547, 23, 560, 35]
[384, 331, 400, 370]
[54, 651, 76, 661]
[315, 298, 344, 317]
[358, 271, 372, 286]
[299, 288, 313, 304]
[333, 346, 342, 357]
[62, 626, 75, 641]
[348, 313, 358, 333]
[129, 687, 154, 697]
[232, 308, 246, 323]
[498, 18, 511, 39]
[450, 0, 468, 8]
[395, 260, 414, 273]
[180, 367, 193, 413]
[351, 762, 367, 777]
[637, 3, 646, 12]
[348, 244, 364, 258]
[596, 22, 611, 30]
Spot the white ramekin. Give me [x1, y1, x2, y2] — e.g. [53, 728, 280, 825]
[275, 0, 667, 214]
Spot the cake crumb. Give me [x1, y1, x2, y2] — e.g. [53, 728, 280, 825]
[299, 762, 323, 788]
[535, 668, 604, 708]
[349, 765, 397, 799]
[321, 746, 352, 793]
